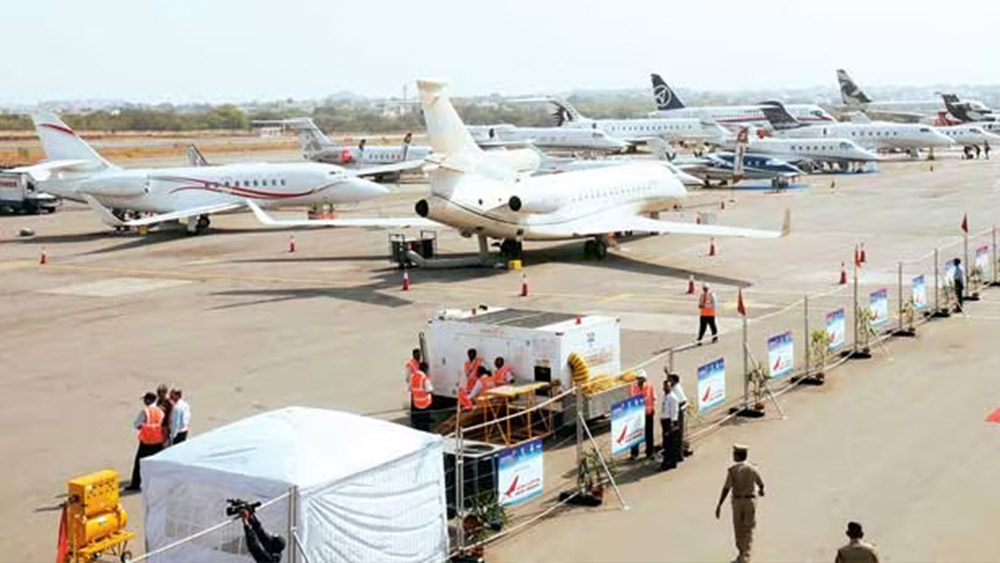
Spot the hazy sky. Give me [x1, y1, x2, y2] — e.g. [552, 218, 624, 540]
[4, 0, 997, 104]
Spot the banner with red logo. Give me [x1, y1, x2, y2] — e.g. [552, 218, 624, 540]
[496, 438, 543, 507]
[767, 331, 794, 379]
[610, 396, 645, 456]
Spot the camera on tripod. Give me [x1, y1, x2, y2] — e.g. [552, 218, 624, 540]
[225, 498, 262, 517]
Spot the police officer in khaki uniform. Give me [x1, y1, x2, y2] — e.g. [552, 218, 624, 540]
[835, 522, 880, 563]
[715, 444, 764, 563]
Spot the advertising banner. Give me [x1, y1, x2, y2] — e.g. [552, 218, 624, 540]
[767, 331, 794, 379]
[496, 438, 543, 507]
[912, 275, 927, 310]
[610, 395, 645, 457]
[869, 289, 889, 327]
[827, 308, 846, 351]
[975, 245, 989, 274]
[697, 358, 726, 413]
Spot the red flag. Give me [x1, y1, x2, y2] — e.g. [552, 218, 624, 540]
[854, 245, 861, 268]
[737, 288, 746, 316]
[961, 213, 969, 234]
[56, 504, 68, 563]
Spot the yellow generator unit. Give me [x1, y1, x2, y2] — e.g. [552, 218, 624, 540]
[64, 470, 135, 562]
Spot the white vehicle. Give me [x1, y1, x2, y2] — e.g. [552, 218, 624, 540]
[538, 97, 730, 147]
[649, 73, 836, 128]
[251, 80, 789, 262]
[16, 113, 393, 233]
[467, 123, 627, 152]
[936, 124, 1000, 147]
[424, 307, 621, 400]
[0, 171, 59, 214]
[836, 69, 995, 124]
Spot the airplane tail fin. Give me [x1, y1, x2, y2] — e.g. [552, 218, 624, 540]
[545, 97, 587, 126]
[941, 94, 971, 123]
[836, 69, 871, 105]
[650, 74, 685, 111]
[277, 118, 332, 152]
[758, 101, 802, 130]
[31, 112, 111, 169]
[417, 80, 483, 159]
[186, 144, 210, 167]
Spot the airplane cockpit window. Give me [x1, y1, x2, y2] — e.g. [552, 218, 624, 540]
[839, 142, 851, 149]
[919, 128, 931, 133]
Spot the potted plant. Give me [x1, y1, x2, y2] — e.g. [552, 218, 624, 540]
[565, 447, 616, 506]
[747, 365, 768, 411]
[462, 492, 509, 551]
[807, 329, 831, 383]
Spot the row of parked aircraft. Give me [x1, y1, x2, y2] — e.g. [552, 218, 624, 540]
[9, 71, 995, 265]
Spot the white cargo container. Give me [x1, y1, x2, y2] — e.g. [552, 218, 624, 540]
[424, 307, 621, 399]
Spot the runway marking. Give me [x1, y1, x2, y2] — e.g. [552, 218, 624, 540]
[600, 293, 633, 303]
[987, 407, 1000, 424]
[42, 277, 192, 297]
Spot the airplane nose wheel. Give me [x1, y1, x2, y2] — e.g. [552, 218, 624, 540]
[584, 237, 608, 260]
[187, 214, 211, 235]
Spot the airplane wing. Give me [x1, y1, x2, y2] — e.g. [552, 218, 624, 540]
[246, 200, 440, 229]
[351, 160, 424, 178]
[7, 159, 91, 181]
[531, 209, 790, 240]
[82, 194, 244, 227]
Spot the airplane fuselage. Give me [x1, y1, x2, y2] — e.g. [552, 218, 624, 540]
[38, 161, 387, 212]
[562, 117, 727, 144]
[777, 122, 954, 151]
[308, 144, 432, 167]
[415, 162, 685, 241]
[652, 104, 834, 128]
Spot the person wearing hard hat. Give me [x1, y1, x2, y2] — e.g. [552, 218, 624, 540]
[715, 444, 765, 563]
[697, 283, 719, 345]
[628, 370, 656, 460]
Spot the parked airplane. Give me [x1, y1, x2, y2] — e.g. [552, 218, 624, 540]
[467, 123, 628, 152]
[250, 80, 789, 263]
[761, 102, 954, 153]
[536, 97, 730, 147]
[716, 135, 880, 172]
[835, 70, 994, 126]
[936, 124, 1000, 148]
[257, 118, 429, 181]
[649, 74, 836, 127]
[16, 113, 393, 234]
[654, 134, 804, 188]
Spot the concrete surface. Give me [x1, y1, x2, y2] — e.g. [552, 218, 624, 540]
[1, 146, 998, 561]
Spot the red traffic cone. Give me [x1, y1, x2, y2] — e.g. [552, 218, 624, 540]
[839, 262, 847, 285]
[708, 238, 717, 257]
[39, 247, 48, 265]
[56, 504, 68, 563]
[860, 242, 866, 264]
[575, 315, 582, 325]
[686, 275, 696, 294]
[520, 274, 529, 297]
[402, 270, 410, 291]
[288, 235, 296, 253]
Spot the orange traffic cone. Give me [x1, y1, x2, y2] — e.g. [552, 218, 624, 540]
[860, 242, 866, 264]
[288, 235, 296, 253]
[39, 247, 48, 265]
[402, 270, 410, 291]
[839, 262, 847, 285]
[520, 273, 529, 297]
[686, 275, 696, 294]
[575, 315, 582, 325]
[708, 238, 717, 257]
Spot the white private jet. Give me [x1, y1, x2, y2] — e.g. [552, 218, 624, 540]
[649, 74, 836, 128]
[535, 97, 730, 148]
[17, 113, 394, 234]
[836, 69, 996, 125]
[936, 124, 1000, 148]
[249, 80, 788, 262]
[467, 123, 628, 153]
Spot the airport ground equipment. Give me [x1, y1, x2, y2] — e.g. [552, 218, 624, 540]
[62, 470, 135, 562]
[0, 171, 59, 214]
[389, 230, 438, 266]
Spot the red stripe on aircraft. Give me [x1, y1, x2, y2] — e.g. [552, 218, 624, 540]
[987, 407, 1000, 423]
[39, 123, 79, 136]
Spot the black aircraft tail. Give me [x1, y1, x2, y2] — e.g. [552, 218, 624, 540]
[650, 74, 685, 111]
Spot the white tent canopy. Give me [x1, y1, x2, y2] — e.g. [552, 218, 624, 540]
[142, 406, 448, 563]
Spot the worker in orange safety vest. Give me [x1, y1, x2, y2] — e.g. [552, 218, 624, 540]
[493, 357, 514, 387]
[464, 348, 484, 393]
[409, 361, 434, 431]
[697, 283, 719, 345]
[628, 370, 657, 460]
[126, 391, 165, 491]
[404, 348, 422, 386]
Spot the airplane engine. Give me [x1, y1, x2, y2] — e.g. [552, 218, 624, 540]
[507, 194, 560, 214]
[340, 148, 354, 163]
[78, 176, 148, 198]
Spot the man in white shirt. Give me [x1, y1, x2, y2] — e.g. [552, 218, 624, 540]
[666, 371, 693, 459]
[660, 378, 680, 471]
[169, 388, 191, 445]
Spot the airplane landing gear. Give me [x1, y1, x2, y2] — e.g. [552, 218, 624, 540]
[186, 214, 211, 235]
[583, 237, 608, 260]
[499, 239, 523, 259]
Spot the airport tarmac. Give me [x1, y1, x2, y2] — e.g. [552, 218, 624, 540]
[1, 147, 998, 561]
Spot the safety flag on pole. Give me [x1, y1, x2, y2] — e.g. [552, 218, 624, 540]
[854, 244, 862, 268]
[737, 287, 746, 316]
[56, 504, 68, 563]
[961, 213, 969, 234]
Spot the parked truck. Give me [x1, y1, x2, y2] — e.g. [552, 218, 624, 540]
[0, 171, 59, 214]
